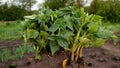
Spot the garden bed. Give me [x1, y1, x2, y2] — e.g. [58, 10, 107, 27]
[0, 40, 120, 68]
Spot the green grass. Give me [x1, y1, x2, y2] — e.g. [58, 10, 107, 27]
[0, 48, 12, 62]
[0, 45, 35, 61]
[104, 22, 120, 41]
[0, 21, 35, 62]
[104, 22, 120, 32]
[0, 21, 23, 41]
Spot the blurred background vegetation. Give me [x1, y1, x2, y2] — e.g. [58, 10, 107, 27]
[86, 0, 120, 22]
[0, 0, 37, 21]
[0, 0, 120, 23]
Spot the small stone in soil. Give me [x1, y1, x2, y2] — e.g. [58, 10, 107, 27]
[9, 64, 16, 68]
[89, 53, 96, 58]
[102, 51, 109, 55]
[26, 61, 31, 65]
[112, 56, 120, 61]
[97, 57, 106, 62]
[86, 62, 92, 66]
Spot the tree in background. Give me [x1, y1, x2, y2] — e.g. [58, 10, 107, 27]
[66, 0, 87, 8]
[87, 0, 120, 22]
[76, 0, 84, 8]
[43, 0, 68, 10]
[0, 0, 37, 21]
[65, 0, 75, 6]
[0, 0, 1, 4]
[0, 3, 27, 21]
[13, 0, 36, 11]
[0, 3, 24, 21]
[43, 0, 88, 10]
[88, 0, 99, 14]
[0, 3, 8, 20]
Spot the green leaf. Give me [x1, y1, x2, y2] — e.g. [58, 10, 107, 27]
[85, 14, 93, 22]
[93, 38, 105, 47]
[61, 30, 74, 39]
[39, 31, 48, 37]
[24, 15, 37, 20]
[72, 17, 81, 30]
[61, 30, 74, 44]
[111, 35, 118, 45]
[66, 21, 73, 31]
[37, 38, 46, 49]
[91, 15, 102, 22]
[27, 29, 39, 39]
[57, 37, 69, 50]
[48, 19, 62, 32]
[28, 23, 37, 29]
[87, 22, 99, 33]
[80, 37, 91, 44]
[64, 15, 73, 31]
[48, 35, 59, 41]
[96, 27, 113, 38]
[79, 8, 85, 16]
[49, 41, 60, 55]
[35, 54, 41, 60]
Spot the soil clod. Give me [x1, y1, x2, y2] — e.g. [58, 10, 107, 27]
[86, 62, 92, 67]
[89, 53, 96, 58]
[97, 57, 106, 62]
[112, 56, 120, 61]
[9, 64, 16, 68]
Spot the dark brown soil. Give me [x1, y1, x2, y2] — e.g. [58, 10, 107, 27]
[102, 40, 120, 56]
[0, 40, 24, 49]
[0, 40, 120, 68]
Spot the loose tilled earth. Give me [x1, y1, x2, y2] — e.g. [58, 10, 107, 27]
[0, 39, 120, 68]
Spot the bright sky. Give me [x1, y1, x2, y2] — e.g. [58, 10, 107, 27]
[32, 0, 44, 10]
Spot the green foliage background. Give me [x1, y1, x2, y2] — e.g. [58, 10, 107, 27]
[0, 3, 27, 21]
[0, 0, 37, 21]
[43, 0, 68, 10]
[86, 0, 120, 22]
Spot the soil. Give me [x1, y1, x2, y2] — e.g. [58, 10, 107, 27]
[0, 40, 120, 68]
[0, 40, 24, 49]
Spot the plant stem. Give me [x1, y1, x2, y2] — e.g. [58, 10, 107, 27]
[79, 46, 83, 58]
[24, 30, 27, 46]
[75, 43, 81, 61]
[71, 24, 83, 60]
[58, 28, 60, 36]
